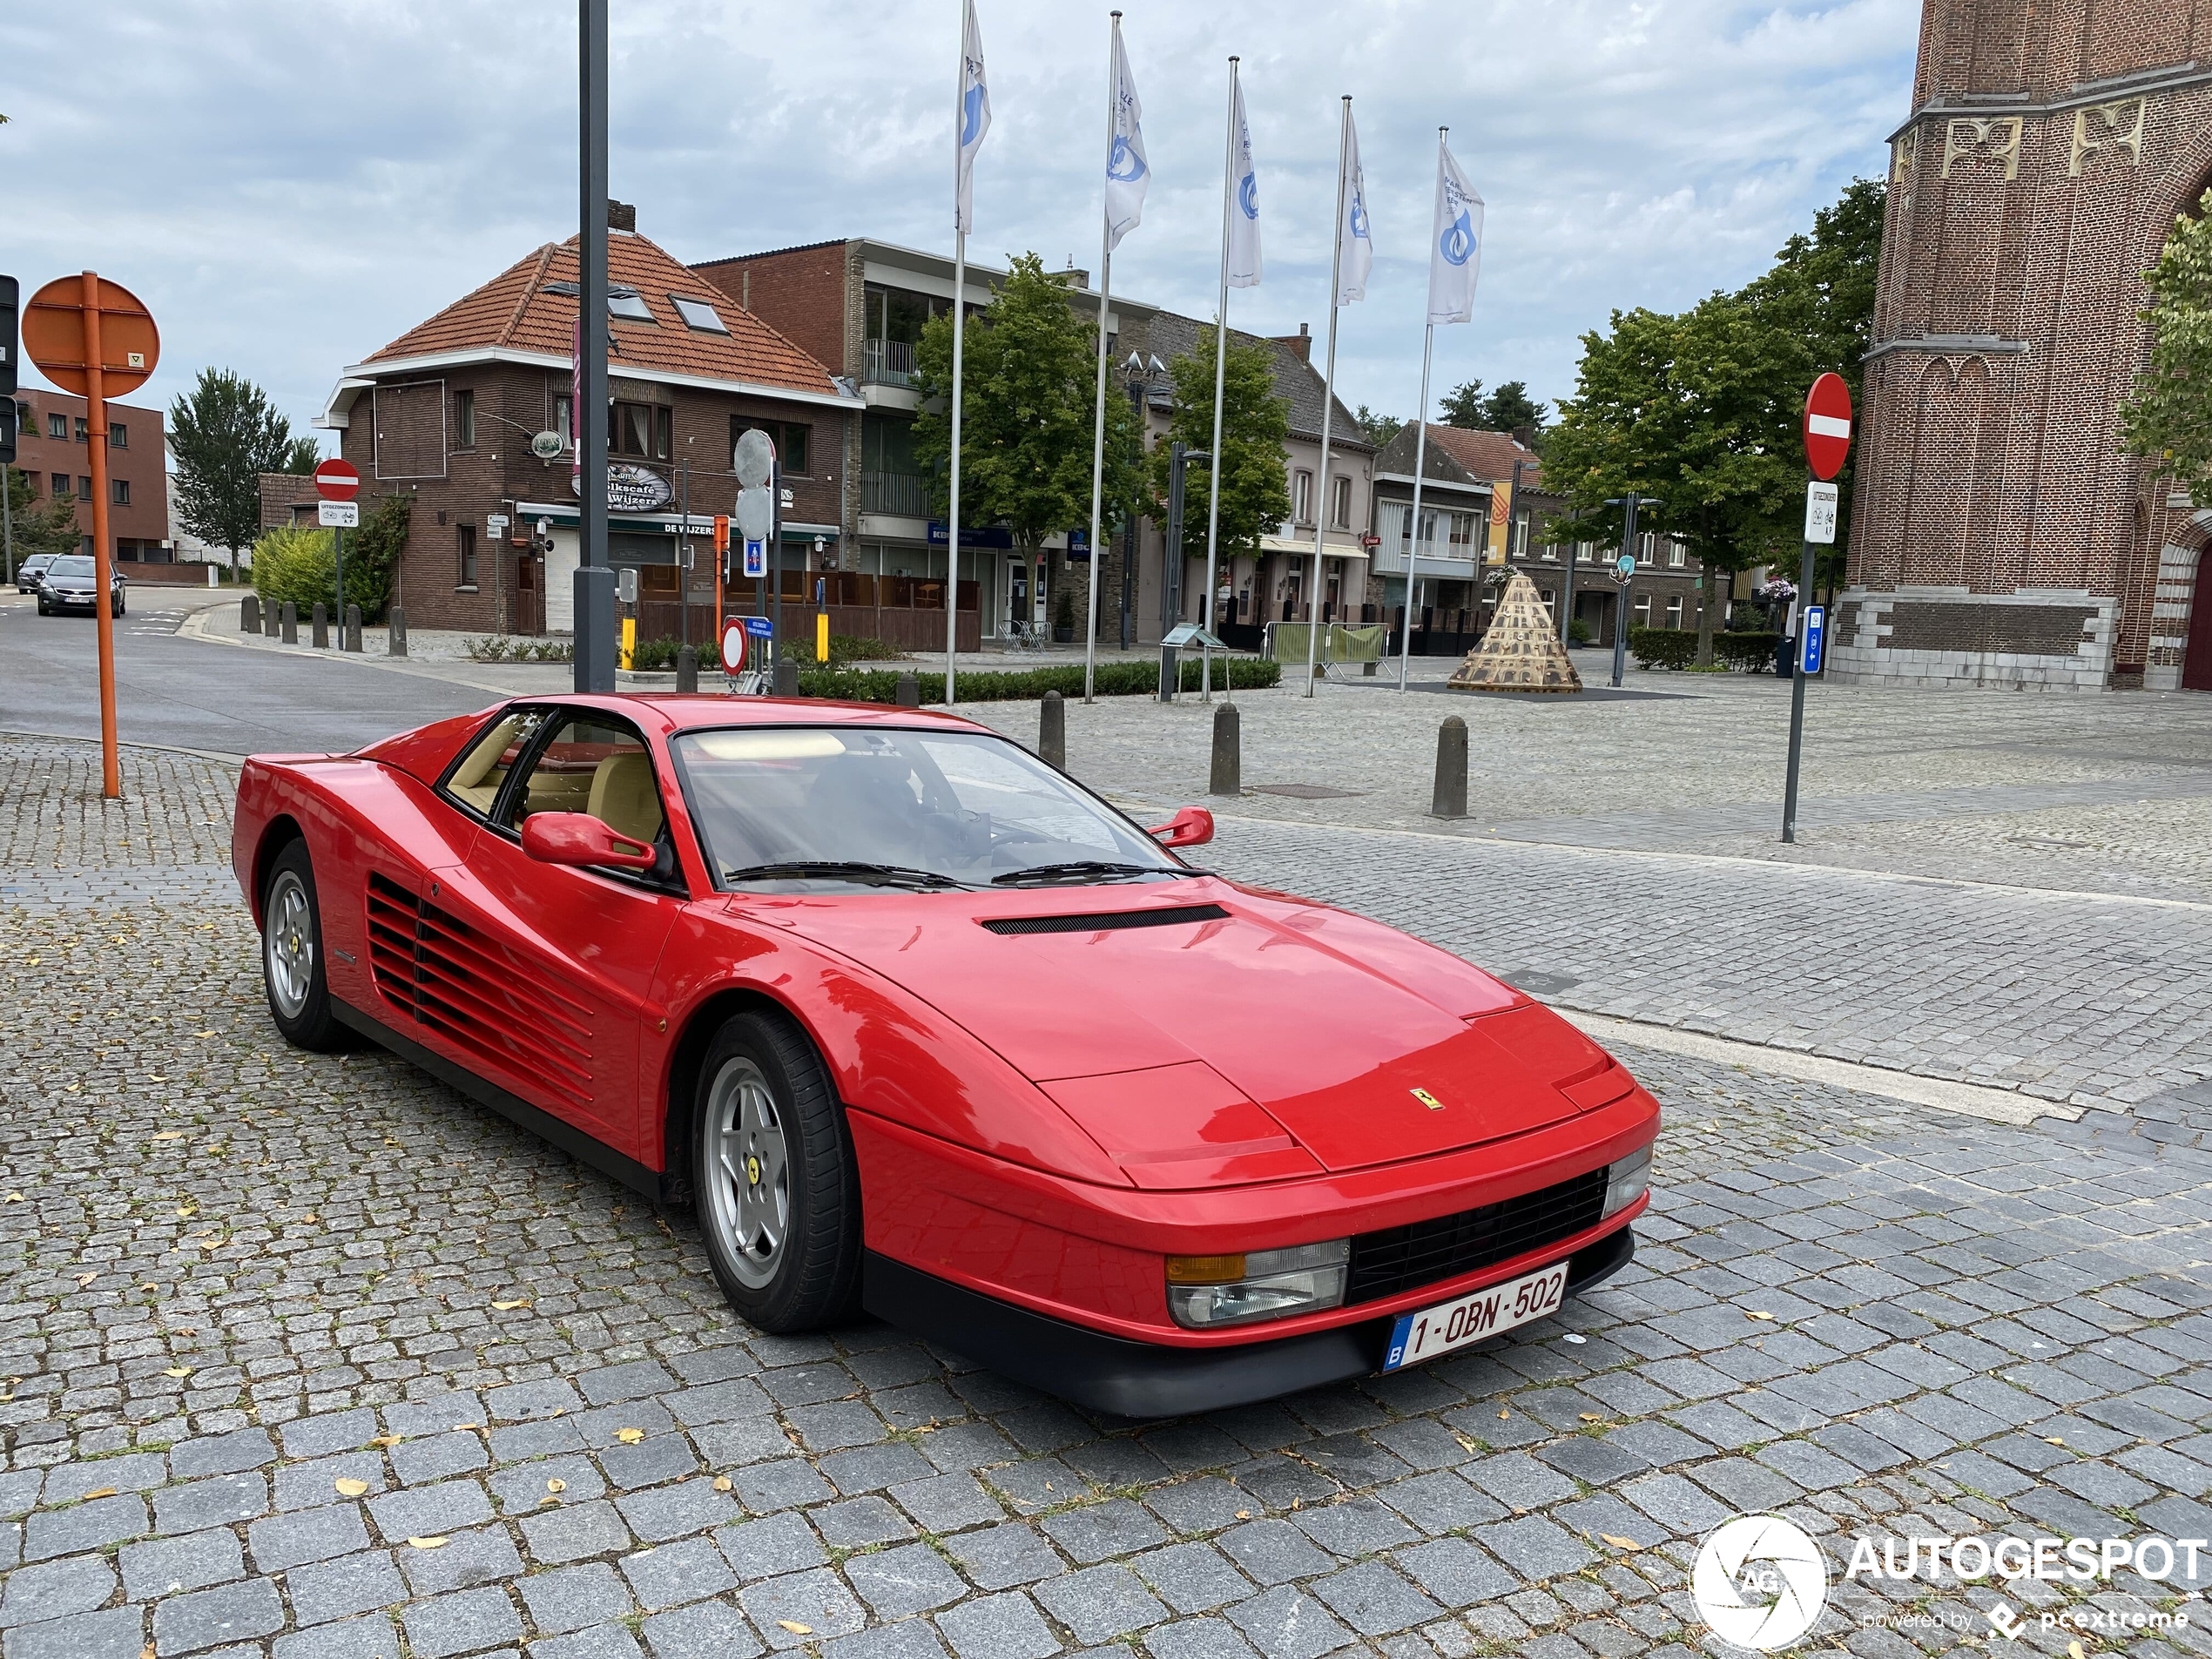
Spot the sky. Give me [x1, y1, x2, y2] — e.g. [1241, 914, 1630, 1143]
[2, 0, 1918, 454]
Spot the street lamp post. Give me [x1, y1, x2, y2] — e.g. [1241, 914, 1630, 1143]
[573, 0, 616, 693]
[1603, 494, 1660, 688]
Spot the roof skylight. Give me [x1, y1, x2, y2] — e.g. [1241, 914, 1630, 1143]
[671, 295, 729, 334]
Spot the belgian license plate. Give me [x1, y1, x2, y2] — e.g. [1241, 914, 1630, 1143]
[1382, 1259, 1570, 1371]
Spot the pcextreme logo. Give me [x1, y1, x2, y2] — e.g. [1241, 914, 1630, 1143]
[1692, 1514, 1830, 1650]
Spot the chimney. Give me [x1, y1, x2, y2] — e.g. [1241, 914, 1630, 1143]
[1511, 425, 1536, 450]
[1271, 323, 1312, 364]
[608, 199, 636, 233]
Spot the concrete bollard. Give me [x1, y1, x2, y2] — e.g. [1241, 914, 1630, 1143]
[280, 601, 298, 645]
[1210, 700, 1241, 797]
[1430, 716, 1469, 819]
[241, 594, 261, 634]
[312, 603, 329, 649]
[388, 607, 408, 657]
[344, 604, 362, 652]
[676, 645, 698, 692]
[1040, 690, 1066, 769]
[773, 657, 799, 697]
[262, 600, 279, 639]
[894, 672, 921, 708]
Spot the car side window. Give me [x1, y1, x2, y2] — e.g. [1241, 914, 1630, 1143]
[443, 708, 549, 818]
[499, 714, 678, 887]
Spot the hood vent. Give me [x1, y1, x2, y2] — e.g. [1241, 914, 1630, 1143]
[981, 903, 1230, 937]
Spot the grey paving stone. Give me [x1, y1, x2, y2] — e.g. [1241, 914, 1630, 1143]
[639, 1600, 764, 1659]
[285, 1550, 408, 1627]
[120, 1530, 245, 1602]
[0, 1554, 119, 1629]
[1474, 1516, 1594, 1582]
[392, 1433, 491, 1487]
[23, 1495, 148, 1561]
[612, 1480, 735, 1544]
[1224, 1585, 1356, 1659]
[402, 1588, 523, 1659]
[280, 1411, 381, 1461]
[519, 1501, 633, 1567]
[1131, 1542, 1254, 1615]
[714, 1512, 826, 1581]
[249, 1502, 371, 1571]
[152, 1578, 284, 1656]
[1214, 1522, 1334, 1587]
[275, 1452, 389, 1513]
[813, 1495, 913, 1549]
[935, 1592, 1063, 1659]
[517, 1565, 635, 1636]
[529, 1623, 643, 1659]
[42, 1457, 168, 1502]
[1307, 1561, 1442, 1636]
[153, 1474, 266, 1537]
[1035, 1565, 1169, 1645]
[819, 1622, 951, 1659]
[272, 1613, 398, 1659]
[731, 1460, 833, 1514]
[170, 1430, 277, 1481]
[844, 1542, 968, 1618]
[738, 1568, 866, 1650]
[619, 1536, 737, 1611]
[1395, 1537, 1516, 1608]
[1042, 1501, 1170, 1565]
[1, 1606, 145, 1659]
[943, 1523, 1063, 1591]
[400, 1526, 527, 1598]
[367, 1480, 492, 1545]
[1140, 1618, 1259, 1659]
[488, 1459, 607, 1515]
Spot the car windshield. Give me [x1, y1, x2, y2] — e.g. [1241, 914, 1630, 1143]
[48, 557, 94, 578]
[675, 725, 1184, 889]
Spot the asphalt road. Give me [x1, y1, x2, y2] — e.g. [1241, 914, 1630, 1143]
[0, 591, 496, 757]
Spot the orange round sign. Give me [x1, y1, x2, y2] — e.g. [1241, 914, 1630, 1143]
[22, 274, 160, 397]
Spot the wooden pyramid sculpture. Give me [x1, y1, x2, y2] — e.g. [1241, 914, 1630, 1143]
[1447, 571, 1582, 693]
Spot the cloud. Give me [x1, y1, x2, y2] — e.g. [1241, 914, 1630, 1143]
[0, 0, 1913, 439]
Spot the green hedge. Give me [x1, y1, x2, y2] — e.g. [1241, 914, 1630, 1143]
[793, 656, 1281, 705]
[1628, 627, 1786, 672]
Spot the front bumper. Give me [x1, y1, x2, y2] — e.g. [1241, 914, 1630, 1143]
[863, 1224, 1636, 1418]
[46, 591, 102, 610]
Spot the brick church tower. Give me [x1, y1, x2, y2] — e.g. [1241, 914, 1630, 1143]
[1835, 0, 2212, 691]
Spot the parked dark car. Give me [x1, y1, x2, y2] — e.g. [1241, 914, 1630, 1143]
[14, 554, 58, 595]
[36, 556, 125, 617]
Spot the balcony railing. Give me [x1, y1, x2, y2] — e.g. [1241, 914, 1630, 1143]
[860, 469, 926, 517]
[861, 337, 917, 388]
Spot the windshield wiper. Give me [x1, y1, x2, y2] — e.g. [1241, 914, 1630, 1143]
[724, 861, 969, 891]
[990, 860, 1185, 887]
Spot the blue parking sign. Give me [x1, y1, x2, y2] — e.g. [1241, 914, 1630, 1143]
[1800, 604, 1826, 675]
[742, 539, 766, 579]
[743, 615, 773, 638]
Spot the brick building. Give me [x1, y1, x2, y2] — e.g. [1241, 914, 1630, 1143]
[1840, 0, 2212, 691]
[7, 388, 172, 562]
[317, 206, 862, 642]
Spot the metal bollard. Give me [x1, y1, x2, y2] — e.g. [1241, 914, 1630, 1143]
[388, 607, 408, 658]
[344, 604, 361, 652]
[1431, 716, 1469, 819]
[1040, 690, 1065, 769]
[1210, 700, 1241, 797]
[773, 657, 799, 697]
[676, 645, 698, 692]
[312, 603, 328, 649]
[240, 594, 261, 634]
[280, 601, 298, 645]
[894, 672, 921, 708]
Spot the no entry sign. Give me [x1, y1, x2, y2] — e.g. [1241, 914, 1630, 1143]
[1803, 374, 1852, 482]
[313, 459, 361, 502]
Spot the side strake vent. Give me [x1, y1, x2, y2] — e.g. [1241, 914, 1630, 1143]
[366, 873, 594, 1106]
[981, 903, 1231, 937]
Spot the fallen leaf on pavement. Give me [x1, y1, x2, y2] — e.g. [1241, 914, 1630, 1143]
[334, 1478, 369, 1497]
[370, 1434, 402, 1447]
[1578, 1413, 1604, 1423]
[152, 1132, 185, 1142]
[1600, 1534, 1641, 1551]
[492, 1299, 530, 1311]
[616, 1428, 645, 1445]
[1234, 1509, 1251, 1520]
[452, 1423, 480, 1433]
[77, 1272, 97, 1287]
[407, 1536, 448, 1550]
[3, 1194, 20, 1203]
[777, 1623, 812, 1636]
[1746, 1311, 1775, 1321]
[711, 1477, 731, 1493]
[2045, 1435, 2066, 1446]
[83, 1487, 117, 1500]
[546, 1479, 567, 1494]
[164, 1366, 192, 1378]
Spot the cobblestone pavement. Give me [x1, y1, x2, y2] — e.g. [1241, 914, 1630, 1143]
[6, 738, 2212, 1659]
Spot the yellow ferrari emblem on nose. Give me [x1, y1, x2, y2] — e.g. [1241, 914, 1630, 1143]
[1411, 1088, 1445, 1112]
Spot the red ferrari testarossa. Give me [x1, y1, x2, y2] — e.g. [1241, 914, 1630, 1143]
[234, 693, 1656, 1414]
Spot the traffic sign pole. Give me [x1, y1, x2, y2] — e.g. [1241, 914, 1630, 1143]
[1782, 374, 1852, 844]
[81, 274, 122, 800]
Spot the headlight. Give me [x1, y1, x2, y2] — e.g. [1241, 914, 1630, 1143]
[1602, 1144, 1653, 1218]
[1165, 1239, 1350, 1329]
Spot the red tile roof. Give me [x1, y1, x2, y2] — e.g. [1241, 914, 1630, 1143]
[1420, 424, 1544, 489]
[364, 233, 845, 397]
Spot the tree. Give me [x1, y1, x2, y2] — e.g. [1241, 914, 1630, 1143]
[912, 253, 1141, 583]
[1480, 381, 1548, 438]
[1353, 405, 1402, 448]
[2121, 189, 2212, 507]
[169, 368, 315, 565]
[1438, 380, 1487, 428]
[5, 469, 84, 565]
[1147, 331, 1292, 560]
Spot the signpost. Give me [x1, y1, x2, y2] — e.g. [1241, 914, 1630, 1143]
[1, 274, 17, 585]
[22, 272, 159, 799]
[1781, 374, 1851, 844]
[1603, 495, 1660, 689]
[313, 458, 361, 639]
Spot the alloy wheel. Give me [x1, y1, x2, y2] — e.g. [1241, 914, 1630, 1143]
[264, 870, 314, 1018]
[705, 1055, 791, 1289]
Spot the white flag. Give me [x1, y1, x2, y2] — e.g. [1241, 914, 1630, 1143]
[1104, 19, 1149, 251]
[1334, 107, 1372, 306]
[955, 0, 990, 236]
[1226, 72, 1260, 288]
[1426, 137, 1483, 325]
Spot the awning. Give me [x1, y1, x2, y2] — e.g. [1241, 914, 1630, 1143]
[1258, 534, 1370, 561]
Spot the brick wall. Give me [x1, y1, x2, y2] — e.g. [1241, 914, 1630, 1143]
[691, 242, 854, 374]
[9, 388, 171, 556]
[1844, 0, 2212, 690]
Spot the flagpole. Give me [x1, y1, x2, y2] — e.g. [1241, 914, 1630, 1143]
[1082, 12, 1123, 705]
[1304, 96, 1352, 700]
[947, 40, 968, 707]
[1398, 321, 1434, 690]
[1201, 57, 1238, 705]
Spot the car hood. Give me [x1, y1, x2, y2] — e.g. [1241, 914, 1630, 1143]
[748, 880, 1621, 1177]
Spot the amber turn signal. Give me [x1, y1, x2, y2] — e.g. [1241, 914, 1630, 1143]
[1165, 1253, 1246, 1284]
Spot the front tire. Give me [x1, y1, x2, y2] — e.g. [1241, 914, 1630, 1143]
[693, 1010, 860, 1332]
[261, 840, 346, 1051]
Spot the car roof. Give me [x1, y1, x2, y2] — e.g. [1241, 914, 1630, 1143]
[556, 692, 986, 735]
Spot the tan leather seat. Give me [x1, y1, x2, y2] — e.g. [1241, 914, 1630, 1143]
[587, 750, 664, 845]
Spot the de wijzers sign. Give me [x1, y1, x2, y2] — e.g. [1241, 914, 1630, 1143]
[570, 464, 674, 514]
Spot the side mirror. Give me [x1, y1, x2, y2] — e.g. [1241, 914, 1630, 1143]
[521, 812, 658, 870]
[1147, 806, 1214, 849]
